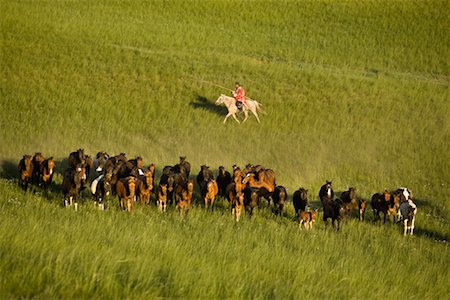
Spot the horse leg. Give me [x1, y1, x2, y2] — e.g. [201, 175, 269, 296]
[403, 220, 408, 236]
[252, 109, 261, 123]
[231, 113, 240, 124]
[242, 110, 249, 123]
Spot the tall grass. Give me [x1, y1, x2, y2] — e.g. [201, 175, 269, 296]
[1, 0, 449, 298]
[0, 180, 449, 299]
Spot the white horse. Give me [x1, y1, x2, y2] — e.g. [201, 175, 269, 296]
[215, 94, 263, 124]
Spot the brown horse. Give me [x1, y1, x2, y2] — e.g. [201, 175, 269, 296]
[62, 164, 86, 210]
[340, 187, 358, 216]
[371, 190, 391, 223]
[358, 199, 366, 221]
[242, 173, 275, 193]
[298, 210, 318, 230]
[18, 155, 33, 191]
[116, 176, 136, 212]
[177, 179, 194, 216]
[157, 183, 168, 212]
[31, 152, 44, 186]
[40, 157, 55, 190]
[137, 170, 153, 205]
[231, 191, 245, 222]
[204, 179, 219, 211]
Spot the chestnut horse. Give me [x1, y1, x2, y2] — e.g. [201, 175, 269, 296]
[204, 179, 219, 211]
[215, 94, 263, 124]
[177, 179, 194, 216]
[40, 157, 55, 191]
[116, 176, 136, 212]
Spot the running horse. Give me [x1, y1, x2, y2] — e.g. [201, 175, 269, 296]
[215, 94, 263, 124]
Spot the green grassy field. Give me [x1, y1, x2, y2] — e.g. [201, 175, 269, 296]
[1, 0, 449, 298]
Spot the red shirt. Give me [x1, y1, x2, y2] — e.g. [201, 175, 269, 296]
[233, 86, 246, 102]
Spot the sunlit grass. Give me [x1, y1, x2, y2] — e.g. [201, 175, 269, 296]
[0, 0, 449, 298]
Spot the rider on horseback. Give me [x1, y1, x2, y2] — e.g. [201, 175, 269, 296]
[232, 82, 247, 111]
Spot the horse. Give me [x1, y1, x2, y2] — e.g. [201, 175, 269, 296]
[94, 151, 109, 174]
[204, 179, 219, 211]
[340, 187, 358, 216]
[116, 176, 136, 212]
[319, 181, 334, 204]
[272, 185, 287, 216]
[371, 190, 392, 223]
[323, 199, 345, 231]
[398, 200, 417, 236]
[31, 152, 45, 186]
[40, 157, 55, 191]
[91, 174, 112, 210]
[231, 191, 245, 222]
[216, 166, 232, 198]
[298, 210, 318, 230]
[136, 169, 154, 205]
[157, 183, 168, 212]
[18, 155, 33, 191]
[62, 164, 86, 211]
[358, 199, 366, 221]
[293, 188, 308, 218]
[177, 179, 194, 216]
[242, 172, 275, 194]
[215, 94, 263, 124]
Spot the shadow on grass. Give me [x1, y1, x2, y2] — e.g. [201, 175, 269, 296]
[0, 160, 17, 180]
[190, 94, 227, 116]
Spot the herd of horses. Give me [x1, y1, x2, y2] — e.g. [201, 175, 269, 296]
[17, 150, 418, 235]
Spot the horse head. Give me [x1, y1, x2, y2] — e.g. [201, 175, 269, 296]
[299, 188, 308, 201]
[215, 95, 224, 105]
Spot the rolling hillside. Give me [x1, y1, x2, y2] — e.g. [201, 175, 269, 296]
[1, 0, 449, 298]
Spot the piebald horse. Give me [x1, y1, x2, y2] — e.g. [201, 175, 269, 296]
[215, 94, 263, 124]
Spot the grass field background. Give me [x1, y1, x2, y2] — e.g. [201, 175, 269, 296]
[1, 0, 449, 298]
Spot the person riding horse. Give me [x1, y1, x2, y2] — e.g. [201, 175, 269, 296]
[232, 82, 247, 110]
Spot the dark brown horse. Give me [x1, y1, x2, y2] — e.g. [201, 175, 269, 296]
[94, 151, 109, 174]
[293, 187, 308, 218]
[62, 164, 86, 210]
[216, 166, 232, 198]
[18, 154, 33, 191]
[319, 180, 334, 204]
[31, 152, 44, 186]
[91, 174, 112, 210]
[371, 190, 391, 223]
[340, 187, 358, 216]
[322, 199, 344, 230]
[272, 185, 287, 216]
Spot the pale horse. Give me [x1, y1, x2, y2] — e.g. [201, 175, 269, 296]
[215, 94, 263, 124]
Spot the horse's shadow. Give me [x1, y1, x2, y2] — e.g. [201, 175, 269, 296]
[190, 95, 227, 116]
[0, 160, 17, 180]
